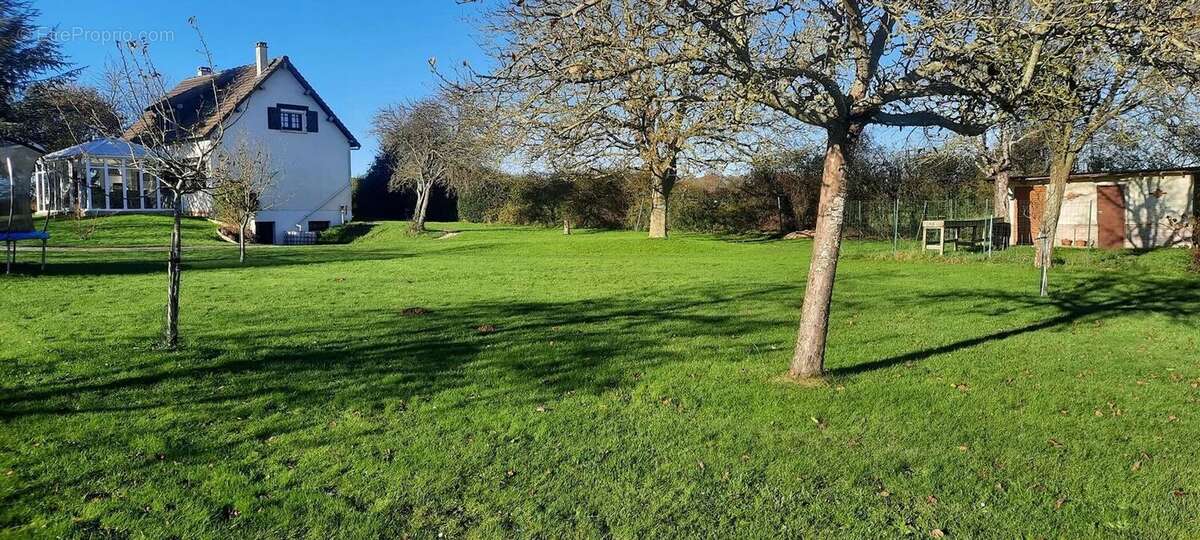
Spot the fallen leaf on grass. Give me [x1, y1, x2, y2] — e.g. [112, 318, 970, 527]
[1172, 489, 1186, 497]
[401, 307, 429, 317]
[926, 495, 938, 505]
[930, 529, 946, 538]
[476, 324, 497, 334]
[1048, 438, 1065, 448]
[1054, 496, 1067, 510]
[1131, 461, 1142, 472]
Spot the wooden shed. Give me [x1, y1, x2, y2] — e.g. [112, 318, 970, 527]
[1007, 167, 1198, 249]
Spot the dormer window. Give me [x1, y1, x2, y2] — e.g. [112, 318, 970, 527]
[280, 110, 304, 131]
[267, 103, 318, 133]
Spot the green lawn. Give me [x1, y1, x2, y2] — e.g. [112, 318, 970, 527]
[1, 218, 1198, 538]
[42, 214, 227, 248]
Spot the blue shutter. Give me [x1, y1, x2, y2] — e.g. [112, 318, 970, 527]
[306, 110, 319, 133]
[267, 106, 280, 129]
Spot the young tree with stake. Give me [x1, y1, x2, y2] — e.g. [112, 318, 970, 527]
[115, 21, 237, 348]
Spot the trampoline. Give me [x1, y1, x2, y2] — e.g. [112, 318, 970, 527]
[2, 155, 50, 274]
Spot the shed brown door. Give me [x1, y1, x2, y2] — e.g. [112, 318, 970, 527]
[1096, 184, 1126, 249]
[1013, 185, 1046, 245]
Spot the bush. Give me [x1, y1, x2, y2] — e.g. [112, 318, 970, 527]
[316, 222, 376, 244]
[496, 175, 573, 226]
[457, 179, 510, 223]
[564, 173, 638, 229]
[459, 171, 641, 230]
[671, 180, 781, 234]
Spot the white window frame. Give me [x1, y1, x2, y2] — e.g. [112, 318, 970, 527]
[279, 109, 305, 131]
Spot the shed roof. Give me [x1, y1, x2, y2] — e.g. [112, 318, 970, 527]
[1010, 166, 1200, 185]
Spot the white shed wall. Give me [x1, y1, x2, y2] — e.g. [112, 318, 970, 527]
[1007, 173, 1195, 249]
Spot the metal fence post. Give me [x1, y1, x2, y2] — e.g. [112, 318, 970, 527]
[1086, 200, 1093, 248]
[986, 216, 993, 259]
[892, 198, 900, 258]
[1039, 235, 1050, 297]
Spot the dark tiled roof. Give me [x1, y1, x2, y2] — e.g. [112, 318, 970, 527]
[124, 56, 360, 149]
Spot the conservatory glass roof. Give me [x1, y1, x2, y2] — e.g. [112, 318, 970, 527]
[42, 137, 149, 160]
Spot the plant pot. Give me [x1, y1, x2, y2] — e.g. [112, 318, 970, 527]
[1073, 240, 1087, 247]
[1061, 239, 1073, 247]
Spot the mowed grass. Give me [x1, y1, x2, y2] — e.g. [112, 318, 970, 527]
[42, 214, 227, 248]
[1, 218, 1198, 538]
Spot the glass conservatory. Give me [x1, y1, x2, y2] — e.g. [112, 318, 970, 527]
[32, 138, 167, 214]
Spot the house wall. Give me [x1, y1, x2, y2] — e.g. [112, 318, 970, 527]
[1008, 173, 1195, 249]
[216, 66, 354, 244]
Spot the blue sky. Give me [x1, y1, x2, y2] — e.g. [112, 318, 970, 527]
[35, 0, 491, 175]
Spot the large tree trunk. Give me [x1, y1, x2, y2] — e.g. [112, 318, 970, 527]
[165, 194, 183, 349]
[411, 182, 432, 232]
[647, 162, 677, 239]
[1034, 152, 1076, 272]
[789, 127, 858, 379]
[992, 168, 1011, 221]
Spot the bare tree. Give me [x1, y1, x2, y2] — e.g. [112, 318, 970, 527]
[212, 137, 279, 263]
[372, 89, 496, 233]
[113, 20, 235, 348]
[972, 2, 1200, 294]
[477, 0, 760, 239]
[673, 0, 1042, 378]
[978, 121, 1035, 222]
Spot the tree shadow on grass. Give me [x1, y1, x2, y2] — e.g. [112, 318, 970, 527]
[0, 282, 799, 518]
[0, 283, 796, 420]
[14, 243, 492, 277]
[829, 273, 1200, 377]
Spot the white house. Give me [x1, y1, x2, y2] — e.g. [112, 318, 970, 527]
[118, 42, 361, 243]
[1007, 167, 1197, 249]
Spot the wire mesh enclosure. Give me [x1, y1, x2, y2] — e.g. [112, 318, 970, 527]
[842, 197, 1000, 240]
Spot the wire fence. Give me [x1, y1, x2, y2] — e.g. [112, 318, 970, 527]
[842, 196, 1000, 240]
